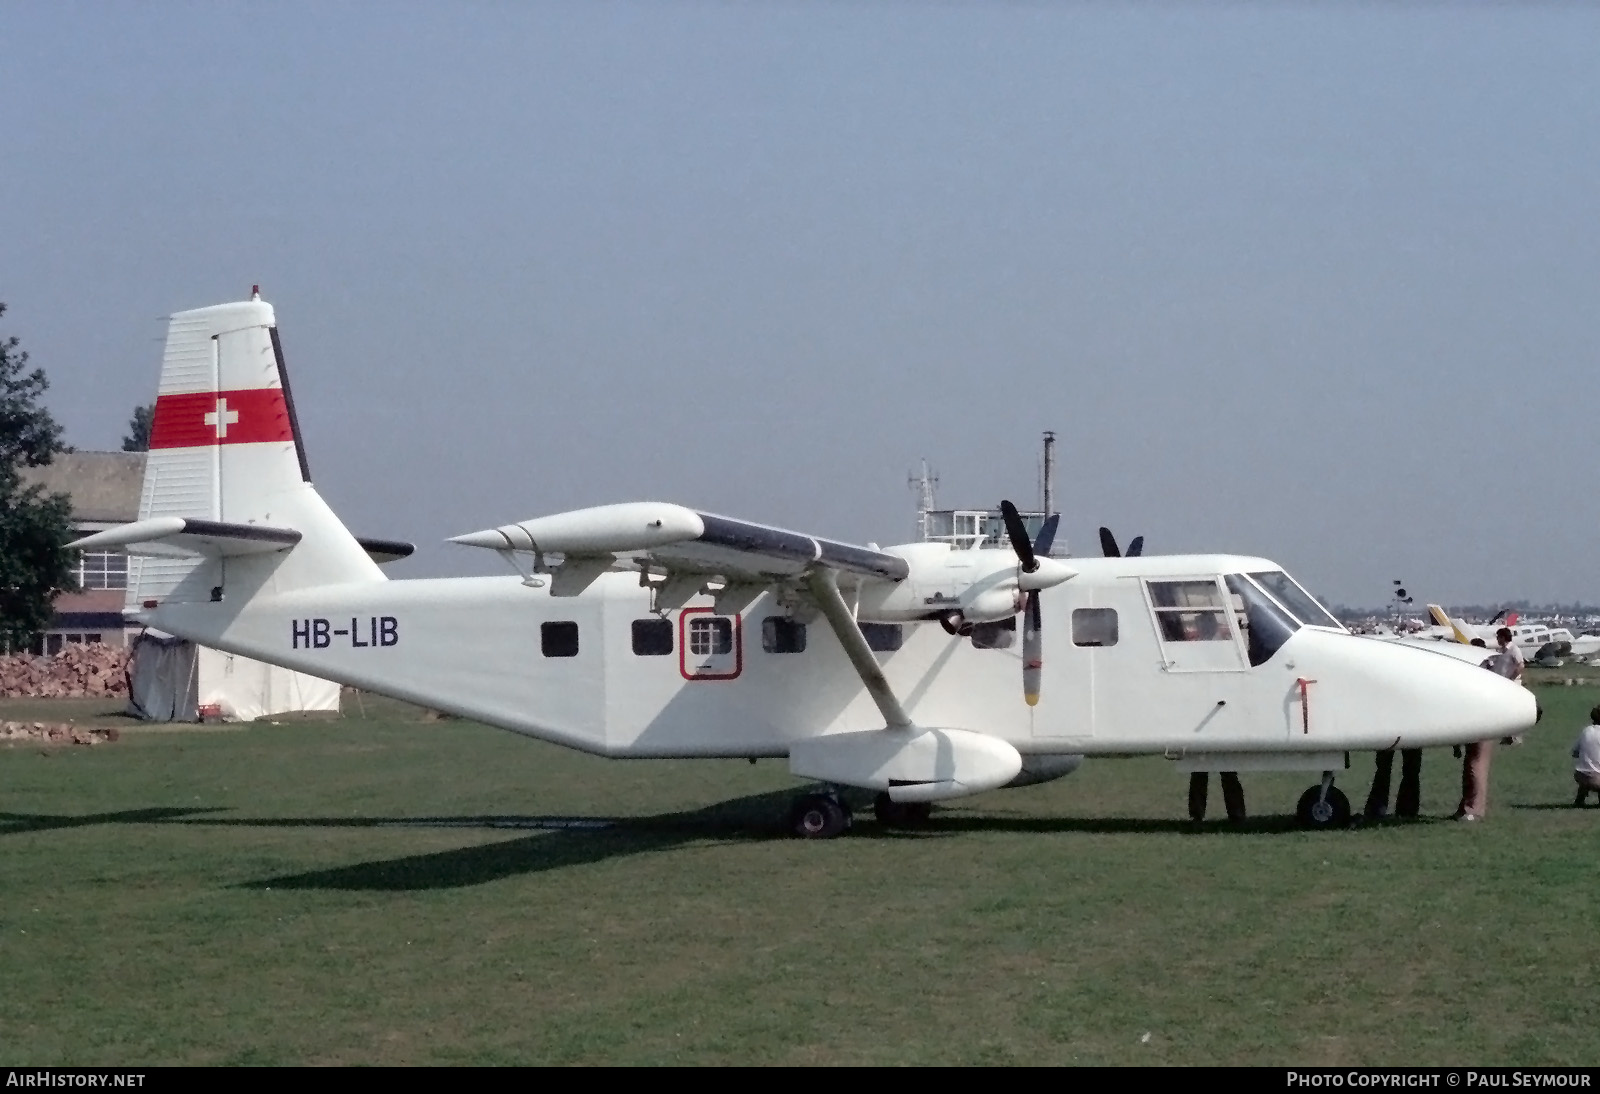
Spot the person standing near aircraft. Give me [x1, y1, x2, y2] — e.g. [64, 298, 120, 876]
[1572, 707, 1600, 807]
[1362, 748, 1422, 821]
[1456, 627, 1523, 821]
[1188, 771, 1246, 823]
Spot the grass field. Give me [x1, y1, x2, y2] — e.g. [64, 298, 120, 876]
[2, 684, 1597, 1066]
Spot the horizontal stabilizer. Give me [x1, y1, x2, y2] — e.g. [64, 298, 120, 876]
[70, 517, 301, 559]
[355, 536, 415, 565]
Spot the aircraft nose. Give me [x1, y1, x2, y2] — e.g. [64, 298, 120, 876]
[1439, 666, 1538, 743]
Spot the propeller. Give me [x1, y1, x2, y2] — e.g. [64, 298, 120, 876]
[1098, 527, 1144, 558]
[1034, 514, 1060, 557]
[1001, 501, 1050, 707]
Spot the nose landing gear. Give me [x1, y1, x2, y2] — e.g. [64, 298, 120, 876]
[1295, 771, 1351, 829]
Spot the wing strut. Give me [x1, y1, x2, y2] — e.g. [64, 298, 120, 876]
[804, 569, 913, 730]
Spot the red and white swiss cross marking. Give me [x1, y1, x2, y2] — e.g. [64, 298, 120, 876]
[149, 388, 293, 449]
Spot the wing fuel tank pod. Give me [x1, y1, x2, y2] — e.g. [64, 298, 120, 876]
[449, 502, 707, 554]
[789, 728, 1024, 803]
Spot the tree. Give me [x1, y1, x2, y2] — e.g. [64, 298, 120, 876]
[122, 403, 153, 451]
[0, 302, 75, 653]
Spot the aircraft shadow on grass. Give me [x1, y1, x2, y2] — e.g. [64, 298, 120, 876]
[3, 795, 1467, 892]
[208, 799, 1337, 892]
[0, 806, 226, 835]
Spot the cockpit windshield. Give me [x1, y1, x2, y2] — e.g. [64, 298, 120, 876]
[1246, 571, 1345, 631]
[1225, 574, 1299, 667]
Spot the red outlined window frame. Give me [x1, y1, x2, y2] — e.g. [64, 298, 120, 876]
[678, 607, 743, 682]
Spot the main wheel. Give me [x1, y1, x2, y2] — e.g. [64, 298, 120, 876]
[1296, 785, 1351, 829]
[873, 792, 933, 828]
[790, 794, 850, 839]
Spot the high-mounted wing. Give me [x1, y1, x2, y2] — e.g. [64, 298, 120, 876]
[451, 501, 1039, 803]
[450, 502, 907, 601]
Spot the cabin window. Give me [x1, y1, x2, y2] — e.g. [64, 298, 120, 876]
[762, 617, 807, 654]
[1147, 580, 1233, 642]
[690, 616, 734, 656]
[1072, 608, 1118, 647]
[1225, 574, 1299, 666]
[541, 621, 580, 658]
[1246, 571, 1344, 630]
[859, 622, 903, 652]
[631, 618, 674, 656]
[970, 617, 1016, 650]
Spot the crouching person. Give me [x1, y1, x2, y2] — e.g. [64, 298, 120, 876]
[1573, 707, 1600, 807]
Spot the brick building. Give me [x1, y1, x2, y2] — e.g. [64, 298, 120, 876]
[18, 450, 144, 653]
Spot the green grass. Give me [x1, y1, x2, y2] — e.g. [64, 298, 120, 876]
[1, 688, 1595, 1065]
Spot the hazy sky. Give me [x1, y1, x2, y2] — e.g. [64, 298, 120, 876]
[4, 4, 1596, 607]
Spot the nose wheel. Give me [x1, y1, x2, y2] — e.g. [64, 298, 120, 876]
[788, 793, 852, 839]
[1295, 773, 1351, 829]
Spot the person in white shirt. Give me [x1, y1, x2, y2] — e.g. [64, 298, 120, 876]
[1572, 706, 1600, 807]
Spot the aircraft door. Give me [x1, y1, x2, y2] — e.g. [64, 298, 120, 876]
[1143, 579, 1247, 673]
[1085, 577, 1247, 748]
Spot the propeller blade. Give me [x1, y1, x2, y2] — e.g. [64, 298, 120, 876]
[1033, 514, 1060, 557]
[999, 500, 1037, 571]
[1127, 535, 1144, 558]
[1023, 590, 1043, 706]
[1098, 527, 1120, 558]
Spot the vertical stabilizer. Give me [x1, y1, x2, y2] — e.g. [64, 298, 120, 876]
[129, 294, 381, 608]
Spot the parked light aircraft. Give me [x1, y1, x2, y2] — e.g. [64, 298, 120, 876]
[1424, 605, 1600, 664]
[72, 296, 1539, 836]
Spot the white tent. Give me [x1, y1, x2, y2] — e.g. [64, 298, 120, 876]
[126, 631, 340, 722]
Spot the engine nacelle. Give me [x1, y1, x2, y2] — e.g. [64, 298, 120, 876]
[1002, 753, 1085, 788]
[960, 587, 1025, 623]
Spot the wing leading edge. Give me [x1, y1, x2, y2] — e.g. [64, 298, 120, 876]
[450, 502, 908, 589]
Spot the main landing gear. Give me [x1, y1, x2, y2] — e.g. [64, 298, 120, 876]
[873, 792, 932, 829]
[1295, 771, 1351, 829]
[787, 791, 935, 838]
[788, 792, 852, 839]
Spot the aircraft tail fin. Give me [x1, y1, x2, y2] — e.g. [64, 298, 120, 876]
[1427, 604, 1477, 646]
[112, 292, 382, 609]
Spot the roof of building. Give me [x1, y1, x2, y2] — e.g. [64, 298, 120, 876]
[18, 451, 145, 525]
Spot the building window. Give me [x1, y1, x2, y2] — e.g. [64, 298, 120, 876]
[541, 621, 579, 658]
[631, 618, 674, 656]
[1072, 608, 1118, 647]
[858, 622, 903, 652]
[762, 617, 807, 653]
[970, 617, 1016, 650]
[74, 550, 128, 591]
[690, 617, 733, 656]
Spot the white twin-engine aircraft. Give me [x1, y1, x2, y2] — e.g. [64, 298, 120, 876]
[75, 296, 1538, 837]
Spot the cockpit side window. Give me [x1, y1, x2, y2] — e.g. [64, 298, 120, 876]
[1226, 574, 1299, 666]
[1146, 580, 1233, 642]
[1246, 571, 1344, 631]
